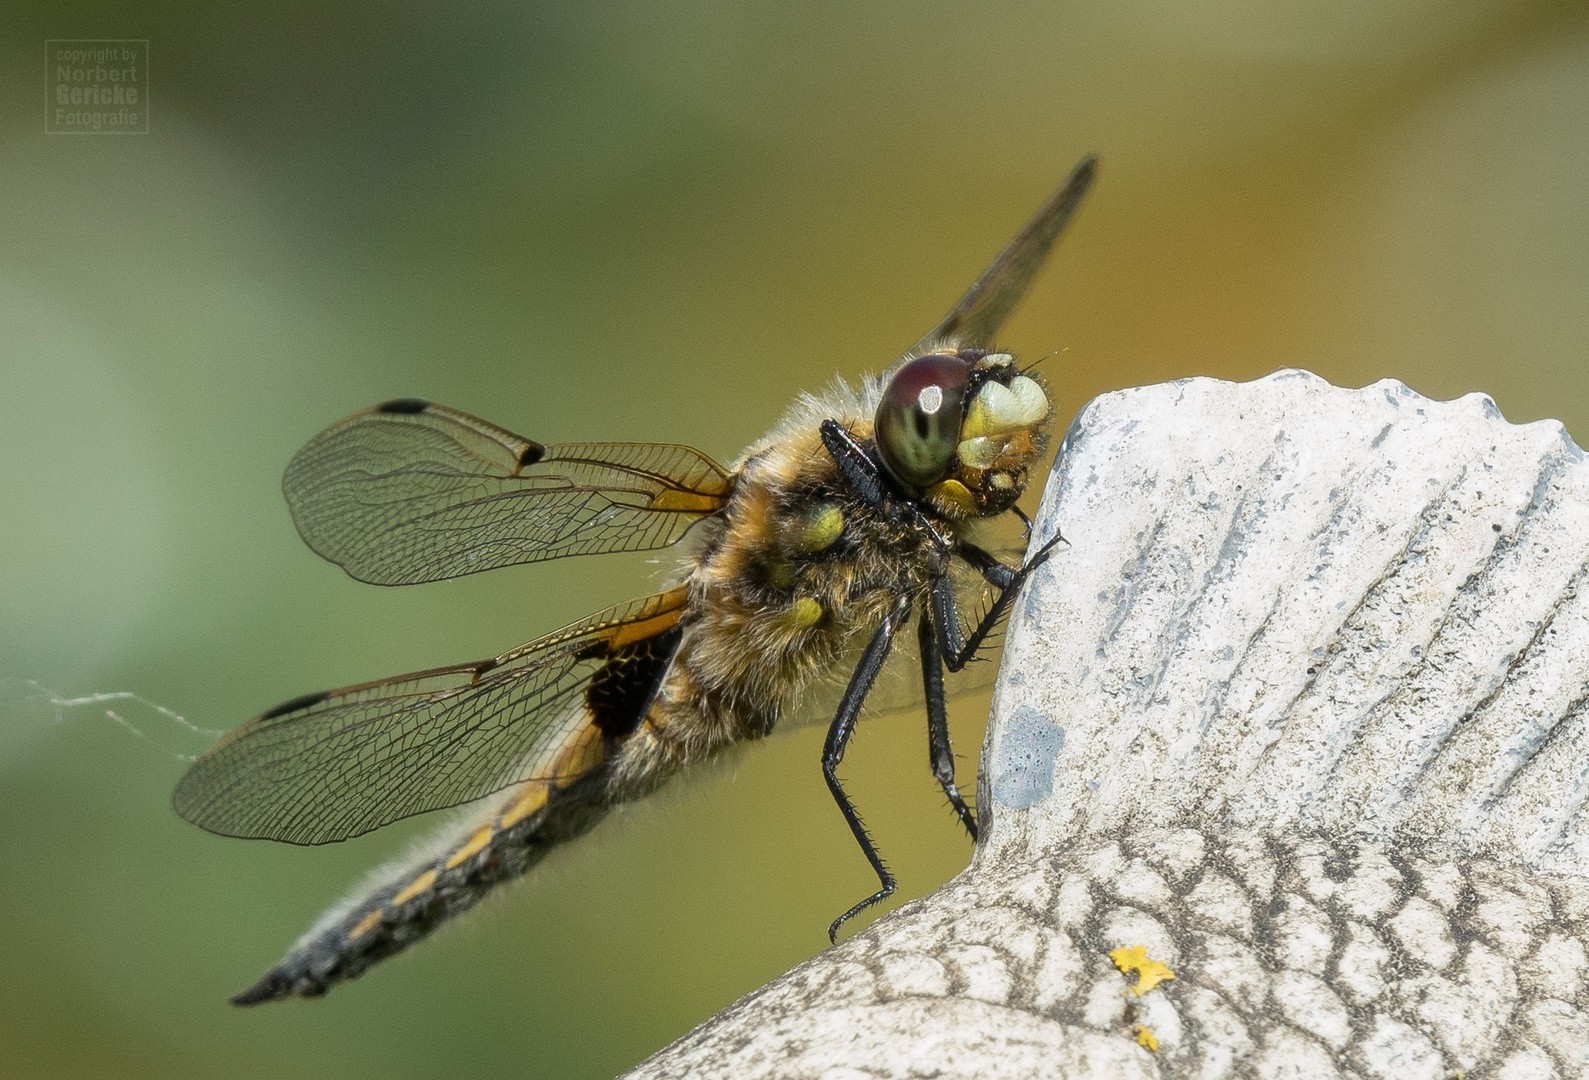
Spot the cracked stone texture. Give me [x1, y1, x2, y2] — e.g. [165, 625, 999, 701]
[626, 371, 1589, 1079]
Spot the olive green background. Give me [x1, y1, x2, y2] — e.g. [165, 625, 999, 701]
[2, 2, 1586, 1077]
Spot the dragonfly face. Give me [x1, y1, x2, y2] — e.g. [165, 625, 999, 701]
[173, 156, 1097, 1004]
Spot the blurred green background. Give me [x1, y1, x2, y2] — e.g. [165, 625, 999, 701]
[2, 1, 1586, 1077]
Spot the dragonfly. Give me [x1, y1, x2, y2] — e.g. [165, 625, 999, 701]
[174, 155, 1097, 1003]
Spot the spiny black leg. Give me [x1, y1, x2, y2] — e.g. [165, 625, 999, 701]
[956, 540, 1020, 590]
[823, 589, 914, 944]
[1011, 504, 1034, 540]
[919, 610, 977, 840]
[819, 419, 949, 549]
[957, 528, 1068, 590]
[818, 419, 889, 509]
[936, 532, 1066, 671]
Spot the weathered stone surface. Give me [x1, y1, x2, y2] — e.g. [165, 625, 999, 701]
[627, 371, 1589, 1079]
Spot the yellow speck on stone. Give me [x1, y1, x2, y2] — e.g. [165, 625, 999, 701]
[1109, 945, 1176, 995]
[1133, 1025, 1159, 1053]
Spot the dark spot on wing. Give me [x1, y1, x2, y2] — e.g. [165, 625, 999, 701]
[376, 398, 430, 414]
[518, 442, 546, 468]
[586, 626, 682, 739]
[260, 691, 331, 721]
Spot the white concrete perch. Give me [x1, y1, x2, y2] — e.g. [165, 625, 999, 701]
[626, 370, 1589, 1079]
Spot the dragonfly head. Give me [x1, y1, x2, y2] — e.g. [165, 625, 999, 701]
[873, 349, 1050, 519]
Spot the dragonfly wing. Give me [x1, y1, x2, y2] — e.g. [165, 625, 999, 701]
[283, 399, 731, 585]
[172, 588, 689, 845]
[908, 155, 1097, 357]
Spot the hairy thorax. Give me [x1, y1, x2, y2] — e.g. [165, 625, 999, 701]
[648, 419, 937, 758]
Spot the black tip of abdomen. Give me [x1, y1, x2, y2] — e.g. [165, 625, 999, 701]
[231, 970, 293, 1006]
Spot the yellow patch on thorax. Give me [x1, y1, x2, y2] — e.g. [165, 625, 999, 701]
[786, 597, 824, 629]
[791, 502, 844, 552]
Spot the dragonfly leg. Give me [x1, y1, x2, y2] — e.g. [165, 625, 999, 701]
[1010, 503, 1034, 540]
[933, 532, 1065, 672]
[917, 610, 977, 840]
[818, 419, 949, 548]
[823, 589, 913, 944]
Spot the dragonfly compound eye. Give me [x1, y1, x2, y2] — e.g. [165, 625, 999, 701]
[874, 354, 972, 489]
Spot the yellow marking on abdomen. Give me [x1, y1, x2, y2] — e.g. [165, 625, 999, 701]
[392, 869, 437, 906]
[445, 825, 495, 869]
[347, 910, 383, 941]
[497, 783, 550, 829]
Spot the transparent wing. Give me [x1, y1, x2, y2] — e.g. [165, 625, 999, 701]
[908, 155, 1097, 356]
[172, 588, 689, 845]
[283, 399, 732, 585]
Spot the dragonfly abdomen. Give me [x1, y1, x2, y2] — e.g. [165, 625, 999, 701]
[225, 594, 698, 1003]
[232, 771, 612, 1004]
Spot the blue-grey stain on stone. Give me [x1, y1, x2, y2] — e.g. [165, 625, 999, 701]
[992, 706, 1065, 810]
